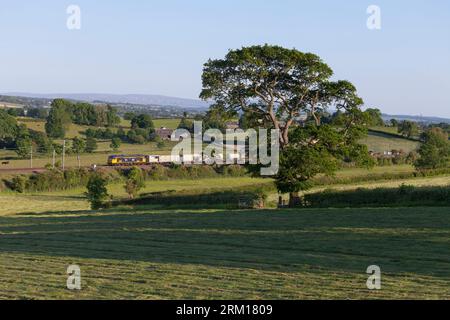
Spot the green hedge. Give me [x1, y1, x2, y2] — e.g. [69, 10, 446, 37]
[117, 184, 273, 209]
[115, 164, 249, 181]
[4, 168, 122, 193]
[303, 184, 450, 208]
[312, 167, 450, 187]
[3, 164, 249, 193]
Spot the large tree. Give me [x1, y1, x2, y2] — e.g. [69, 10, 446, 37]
[131, 114, 155, 130]
[364, 108, 384, 126]
[200, 45, 364, 148]
[200, 45, 372, 205]
[0, 109, 18, 145]
[398, 120, 419, 139]
[415, 127, 450, 170]
[45, 99, 72, 139]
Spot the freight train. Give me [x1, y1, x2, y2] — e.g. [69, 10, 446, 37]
[107, 154, 204, 166]
[107, 152, 247, 166]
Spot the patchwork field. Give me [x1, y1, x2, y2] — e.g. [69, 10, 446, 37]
[0, 206, 449, 299]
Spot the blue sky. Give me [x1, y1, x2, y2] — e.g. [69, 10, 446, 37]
[1, 0, 449, 117]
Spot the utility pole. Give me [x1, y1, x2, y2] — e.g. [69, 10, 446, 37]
[52, 149, 56, 169]
[62, 140, 66, 171]
[30, 146, 32, 169]
[77, 154, 81, 169]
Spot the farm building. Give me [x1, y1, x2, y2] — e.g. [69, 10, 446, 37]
[155, 127, 174, 140]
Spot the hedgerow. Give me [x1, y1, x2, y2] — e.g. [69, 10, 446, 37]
[303, 184, 450, 208]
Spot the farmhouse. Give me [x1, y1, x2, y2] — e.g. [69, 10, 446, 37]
[155, 127, 174, 140]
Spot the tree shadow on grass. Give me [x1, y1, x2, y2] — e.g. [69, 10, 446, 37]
[1, 205, 450, 279]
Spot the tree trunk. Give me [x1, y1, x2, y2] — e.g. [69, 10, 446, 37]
[289, 192, 301, 207]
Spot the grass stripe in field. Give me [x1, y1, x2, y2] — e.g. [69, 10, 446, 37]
[0, 206, 449, 299]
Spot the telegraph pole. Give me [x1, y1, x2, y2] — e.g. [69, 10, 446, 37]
[77, 154, 81, 169]
[62, 140, 66, 170]
[52, 149, 56, 169]
[30, 145, 33, 169]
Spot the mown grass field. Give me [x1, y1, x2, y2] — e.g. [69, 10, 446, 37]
[0, 118, 447, 299]
[0, 205, 449, 299]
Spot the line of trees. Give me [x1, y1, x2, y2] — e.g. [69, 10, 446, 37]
[45, 99, 120, 139]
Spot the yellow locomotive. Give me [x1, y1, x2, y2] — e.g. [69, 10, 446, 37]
[107, 155, 148, 166]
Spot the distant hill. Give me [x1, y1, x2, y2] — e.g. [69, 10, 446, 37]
[2, 93, 450, 124]
[0, 95, 52, 108]
[4, 92, 210, 110]
[381, 113, 450, 124]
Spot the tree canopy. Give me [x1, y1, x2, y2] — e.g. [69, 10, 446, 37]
[45, 99, 120, 138]
[415, 127, 450, 169]
[364, 108, 384, 126]
[398, 120, 419, 139]
[0, 109, 18, 141]
[45, 99, 73, 138]
[200, 45, 364, 148]
[85, 173, 109, 210]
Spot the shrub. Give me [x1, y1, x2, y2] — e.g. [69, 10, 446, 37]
[124, 167, 145, 199]
[85, 136, 98, 153]
[10, 176, 27, 193]
[85, 173, 110, 210]
[110, 137, 121, 151]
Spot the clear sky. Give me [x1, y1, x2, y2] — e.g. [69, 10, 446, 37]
[1, 0, 449, 117]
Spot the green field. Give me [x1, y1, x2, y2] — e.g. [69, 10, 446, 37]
[0, 205, 449, 299]
[361, 131, 420, 153]
[20, 117, 182, 136]
[0, 118, 184, 170]
[120, 118, 182, 130]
